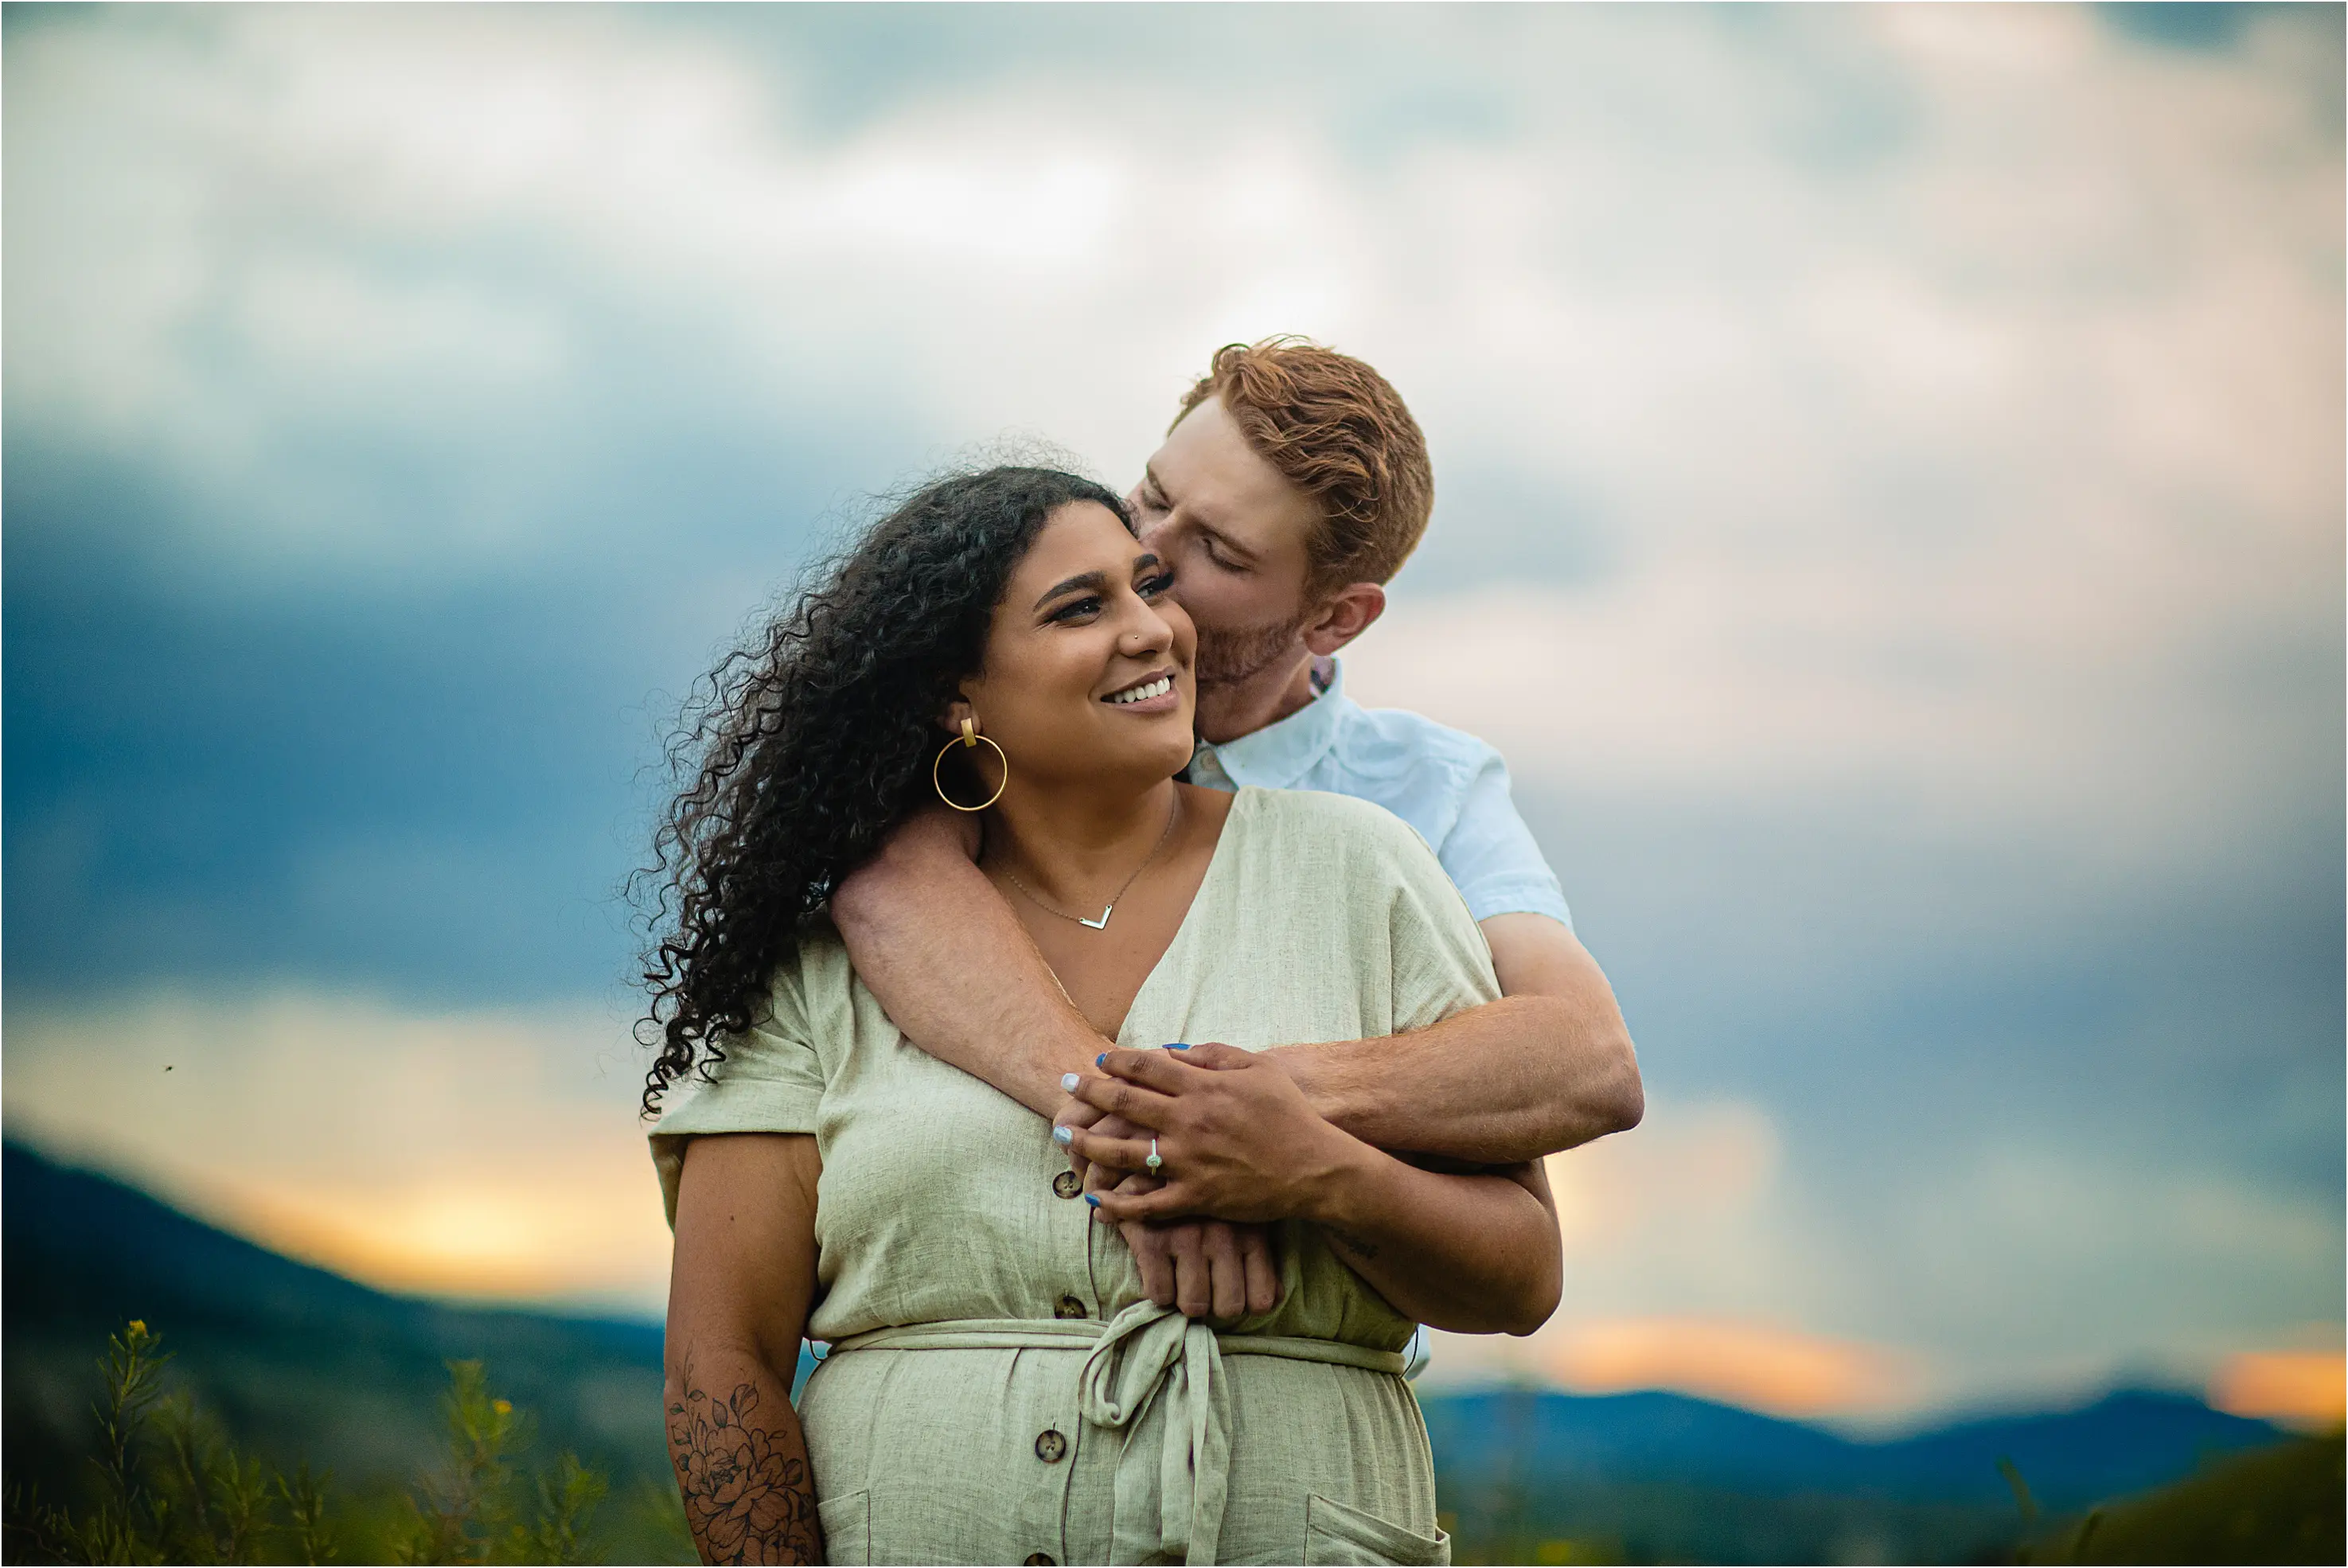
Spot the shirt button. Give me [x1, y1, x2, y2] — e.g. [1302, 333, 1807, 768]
[1024, 1555, 1056, 1566]
[1054, 1295, 1088, 1320]
[1052, 1170, 1083, 1199]
[1034, 1429, 1068, 1464]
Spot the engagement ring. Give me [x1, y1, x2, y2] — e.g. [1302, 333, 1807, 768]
[1145, 1137, 1163, 1175]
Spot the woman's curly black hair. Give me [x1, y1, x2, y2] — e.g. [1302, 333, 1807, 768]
[636, 466, 1132, 1115]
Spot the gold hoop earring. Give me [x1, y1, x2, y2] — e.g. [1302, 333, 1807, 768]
[933, 716, 1008, 812]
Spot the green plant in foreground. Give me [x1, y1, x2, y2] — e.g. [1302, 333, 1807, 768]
[279, 1463, 337, 1567]
[6, 1319, 179, 1564]
[524, 1454, 610, 1567]
[2015, 1430, 2346, 1565]
[2, 1320, 614, 1566]
[401, 1360, 523, 1564]
[399, 1359, 609, 1566]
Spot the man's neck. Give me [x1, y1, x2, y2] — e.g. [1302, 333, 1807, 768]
[1194, 653, 1320, 747]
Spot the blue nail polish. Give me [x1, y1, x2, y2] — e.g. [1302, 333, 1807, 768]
[1061, 1072, 1082, 1093]
[1167, 1042, 1191, 1051]
[1085, 1193, 1101, 1207]
[1096, 1053, 1108, 1067]
[1051, 1126, 1074, 1147]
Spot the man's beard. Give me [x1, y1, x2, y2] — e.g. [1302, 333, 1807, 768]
[1192, 614, 1307, 689]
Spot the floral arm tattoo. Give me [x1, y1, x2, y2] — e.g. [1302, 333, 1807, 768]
[669, 1357, 822, 1566]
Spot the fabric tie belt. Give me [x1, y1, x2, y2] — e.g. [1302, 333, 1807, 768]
[828, 1304, 1407, 1565]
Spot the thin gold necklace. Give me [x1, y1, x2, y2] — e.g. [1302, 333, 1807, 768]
[997, 793, 1181, 931]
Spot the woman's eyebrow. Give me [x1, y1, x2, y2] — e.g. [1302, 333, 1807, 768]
[1131, 552, 1164, 574]
[1033, 570, 1109, 610]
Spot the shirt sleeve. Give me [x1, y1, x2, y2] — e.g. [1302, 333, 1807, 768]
[1380, 814, 1507, 1036]
[647, 965, 826, 1228]
[1435, 748, 1575, 930]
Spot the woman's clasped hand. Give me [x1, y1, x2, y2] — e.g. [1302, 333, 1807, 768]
[1051, 1041, 1346, 1323]
[1059, 1042, 1355, 1223]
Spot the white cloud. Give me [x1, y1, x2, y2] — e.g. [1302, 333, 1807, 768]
[233, 259, 568, 394]
[9, 8, 2333, 795]
[1344, 558, 2334, 884]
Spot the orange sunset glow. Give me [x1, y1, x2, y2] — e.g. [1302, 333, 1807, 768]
[1545, 1316, 1917, 1420]
[3, 993, 677, 1309]
[2209, 1348, 2348, 1431]
[211, 1165, 674, 1305]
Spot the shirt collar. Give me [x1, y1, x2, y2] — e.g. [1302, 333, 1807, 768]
[1192, 657, 1352, 790]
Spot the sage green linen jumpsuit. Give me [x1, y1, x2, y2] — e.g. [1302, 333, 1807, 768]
[653, 787, 1502, 1566]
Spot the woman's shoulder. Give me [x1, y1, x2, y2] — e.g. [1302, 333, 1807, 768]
[1234, 784, 1443, 867]
[1229, 786, 1470, 922]
[756, 915, 857, 1025]
[1224, 788, 1498, 1022]
[662, 919, 854, 1067]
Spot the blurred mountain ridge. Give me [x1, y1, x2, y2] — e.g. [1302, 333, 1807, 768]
[1423, 1384, 2284, 1511]
[2, 1139, 671, 1505]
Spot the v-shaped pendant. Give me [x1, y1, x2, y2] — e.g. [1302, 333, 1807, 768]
[1078, 906, 1114, 930]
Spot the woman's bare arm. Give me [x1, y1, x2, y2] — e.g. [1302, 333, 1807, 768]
[1069, 1046, 1563, 1336]
[666, 1133, 826, 1565]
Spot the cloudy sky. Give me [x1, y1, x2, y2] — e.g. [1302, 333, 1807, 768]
[6, 3, 2340, 1429]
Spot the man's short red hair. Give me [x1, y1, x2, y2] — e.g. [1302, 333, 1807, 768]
[1175, 337, 1433, 595]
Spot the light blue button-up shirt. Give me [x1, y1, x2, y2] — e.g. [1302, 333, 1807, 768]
[1187, 660, 1573, 930]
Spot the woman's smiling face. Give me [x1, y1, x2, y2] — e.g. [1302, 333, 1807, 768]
[954, 500, 1198, 794]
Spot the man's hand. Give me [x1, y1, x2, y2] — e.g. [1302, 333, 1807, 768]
[1106, 1175, 1285, 1320]
[1059, 1043, 1356, 1225]
[1046, 1089, 1155, 1199]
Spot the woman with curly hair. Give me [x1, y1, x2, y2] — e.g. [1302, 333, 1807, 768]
[648, 466, 1561, 1566]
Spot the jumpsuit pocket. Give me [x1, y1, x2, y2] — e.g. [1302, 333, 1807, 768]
[817, 1488, 871, 1565]
[1302, 1492, 1452, 1566]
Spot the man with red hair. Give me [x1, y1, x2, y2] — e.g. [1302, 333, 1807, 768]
[834, 337, 1641, 1324]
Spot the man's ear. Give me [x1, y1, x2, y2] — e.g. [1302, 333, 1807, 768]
[1301, 583, 1387, 657]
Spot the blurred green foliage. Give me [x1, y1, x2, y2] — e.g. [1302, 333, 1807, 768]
[1437, 1434, 2347, 1566]
[9, 1319, 2337, 1565]
[2019, 1430, 2345, 1566]
[2, 1321, 688, 1566]
[1438, 1475, 2014, 1565]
